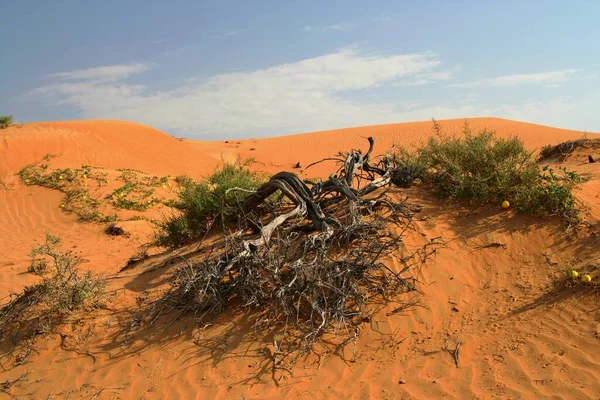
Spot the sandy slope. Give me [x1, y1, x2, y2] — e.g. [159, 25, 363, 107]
[191, 117, 596, 177]
[0, 120, 218, 176]
[0, 118, 599, 399]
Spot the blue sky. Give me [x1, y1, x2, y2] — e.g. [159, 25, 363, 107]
[2, 0, 599, 138]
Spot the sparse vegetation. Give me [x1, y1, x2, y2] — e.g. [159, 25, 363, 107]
[538, 137, 600, 162]
[18, 155, 176, 222]
[106, 170, 170, 211]
[0, 115, 13, 129]
[18, 156, 117, 222]
[0, 234, 107, 347]
[396, 121, 587, 225]
[155, 159, 266, 248]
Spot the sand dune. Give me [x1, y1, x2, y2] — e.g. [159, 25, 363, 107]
[0, 120, 218, 176]
[191, 117, 598, 177]
[0, 118, 599, 399]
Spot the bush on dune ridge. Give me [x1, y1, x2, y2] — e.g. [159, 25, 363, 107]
[0, 115, 13, 129]
[395, 120, 587, 225]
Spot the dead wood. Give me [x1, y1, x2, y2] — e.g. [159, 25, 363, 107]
[141, 136, 438, 373]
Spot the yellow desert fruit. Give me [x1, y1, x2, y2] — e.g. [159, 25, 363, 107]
[502, 200, 510, 209]
[569, 270, 579, 279]
[581, 274, 592, 283]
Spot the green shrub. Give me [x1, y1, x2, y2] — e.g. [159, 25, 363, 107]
[512, 166, 586, 224]
[155, 160, 266, 248]
[389, 147, 428, 187]
[418, 125, 537, 202]
[0, 234, 107, 340]
[404, 121, 586, 224]
[0, 115, 13, 129]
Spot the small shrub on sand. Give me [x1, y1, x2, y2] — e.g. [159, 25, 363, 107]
[155, 160, 266, 248]
[388, 147, 428, 188]
[0, 115, 13, 129]
[0, 234, 107, 343]
[511, 166, 586, 223]
[403, 121, 586, 224]
[537, 138, 600, 162]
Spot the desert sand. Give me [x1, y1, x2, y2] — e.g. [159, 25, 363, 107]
[0, 118, 599, 399]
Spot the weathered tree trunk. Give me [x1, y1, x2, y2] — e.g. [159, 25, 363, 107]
[237, 137, 400, 253]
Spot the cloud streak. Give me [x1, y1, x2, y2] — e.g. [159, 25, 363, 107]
[48, 63, 149, 82]
[30, 49, 447, 136]
[304, 23, 355, 32]
[450, 69, 580, 88]
[28, 51, 596, 136]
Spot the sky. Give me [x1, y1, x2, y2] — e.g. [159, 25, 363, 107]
[2, 0, 600, 139]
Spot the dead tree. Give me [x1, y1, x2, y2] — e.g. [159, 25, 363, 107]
[148, 137, 435, 371]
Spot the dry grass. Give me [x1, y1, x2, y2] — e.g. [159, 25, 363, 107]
[0, 234, 108, 355]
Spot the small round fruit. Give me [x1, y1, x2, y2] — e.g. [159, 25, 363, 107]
[581, 274, 592, 283]
[569, 270, 579, 279]
[502, 200, 510, 209]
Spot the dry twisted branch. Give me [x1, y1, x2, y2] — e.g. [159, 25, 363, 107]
[143, 137, 436, 372]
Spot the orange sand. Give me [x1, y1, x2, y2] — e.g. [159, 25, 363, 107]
[0, 118, 599, 399]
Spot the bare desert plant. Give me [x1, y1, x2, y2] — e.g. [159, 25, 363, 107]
[0, 234, 107, 349]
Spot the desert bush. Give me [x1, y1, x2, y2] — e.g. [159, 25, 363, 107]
[405, 121, 586, 224]
[388, 147, 428, 188]
[155, 160, 266, 248]
[0, 115, 13, 129]
[511, 166, 586, 223]
[0, 234, 107, 342]
[538, 138, 600, 162]
[418, 124, 537, 202]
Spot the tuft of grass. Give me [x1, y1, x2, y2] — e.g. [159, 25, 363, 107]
[28, 259, 50, 275]
[0, 234, 107, 344]
[397, 121, 587, 225]
[155, 160, 266, 248]
[0, 115, 13, 129]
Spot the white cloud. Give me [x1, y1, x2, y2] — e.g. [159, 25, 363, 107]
[209, 28, 253, 39]
[222, 28, 251, 36]
[449, 69, 580, 88]
[28, 50, 599, 136]
[48, 63, 149, 82]
[395, 71, 454, 86]
[304, 23, 355, 32]
[30, 48, 446, 136]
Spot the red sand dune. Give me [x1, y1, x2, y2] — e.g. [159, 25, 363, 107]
[0, 118, 599, 399]
[191, 117, 596, 177]
[0, 120, 218, 176]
